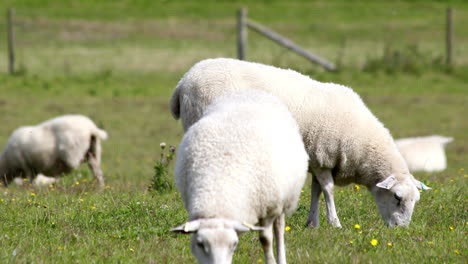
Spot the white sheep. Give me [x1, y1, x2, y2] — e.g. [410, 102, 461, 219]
[171, 90, 309, 264]
[0, 114, 108, 188]
[170, 58, 431, 228]
[396, 135, 453, 173]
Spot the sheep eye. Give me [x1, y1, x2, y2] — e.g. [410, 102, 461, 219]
[394, 194, 402, 206]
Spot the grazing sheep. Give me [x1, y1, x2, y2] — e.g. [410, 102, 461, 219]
[0, 115, 108, 188]
[171, 90, 308, 264]
[396, 135, 453, 173]
[170, 58, 430, 228]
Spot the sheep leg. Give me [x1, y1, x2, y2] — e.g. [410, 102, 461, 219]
[314, 169, 342, 228]
[259, 221, 277, 264]
[306, 175, 322, 228]
[87, 153, 105, 189]
[273, 214, 287, 264]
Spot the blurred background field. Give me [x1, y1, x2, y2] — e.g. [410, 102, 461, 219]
[0, 0, 466, 263]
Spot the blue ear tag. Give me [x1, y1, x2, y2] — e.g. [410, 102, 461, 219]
[420, 182, 431, 190]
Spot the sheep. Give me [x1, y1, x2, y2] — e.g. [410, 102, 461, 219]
[13, 174, 58, 187]
[171, 90, 309, 264]
[396, 135, 453, 173]
[170, 58, 431, 228]
[0, 114, 108, 188]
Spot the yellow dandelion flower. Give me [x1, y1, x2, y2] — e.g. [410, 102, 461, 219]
[419, 190, 423, 193]
[258, 259, 263, 263]
[370, 239, 378, 246]
[354, 185, 360, 191]
[79, 199, 84, 202]
[23, 178, 28, 182]
[30, 193, 36, 196]
[349, 241, 353, 244]
[354, 224, 361, 229]
[285, 226, 291, 231]
[450, 179, 454, 182]
[48, 184, 54, 188]
[464, 174, 468, 178]
[387, 242, 393, 247]
[90, 206, 97, 210]
[28, 199, 32, 202]
[129, 248, 134, 252]
[75, 181, 80, 185]
[11, 198, 16, 201]
[454, 250, 460, 255]
[301, 190, 304, 193]
[460, 168, 464, 171]
[449, 226, 454, 230]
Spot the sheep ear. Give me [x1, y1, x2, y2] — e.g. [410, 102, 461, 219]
[413, 179, 432, 190]
[234, 222, 264, 233]
[170, 220, 201, 234]
[376, 175, 397, 190]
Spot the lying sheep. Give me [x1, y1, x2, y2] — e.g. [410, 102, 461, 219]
[171, 90, 308, 264]
[396, 135, 453, 173]
[170, 58, 430, 228]
[14, 174, 58, 187]
[0, 114, 108, 188]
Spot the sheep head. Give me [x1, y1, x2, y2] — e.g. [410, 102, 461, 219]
[171, 218, 263, 264]
[371, 174, 430, 227]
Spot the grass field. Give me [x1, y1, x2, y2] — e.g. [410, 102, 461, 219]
[0, 1, 466, 263]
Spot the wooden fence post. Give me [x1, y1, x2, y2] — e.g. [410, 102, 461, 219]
[247, 19, 336, 71]
[237, 8, 247, 60]
[446, 7, 453, 68]
[7, 8, 15, 74]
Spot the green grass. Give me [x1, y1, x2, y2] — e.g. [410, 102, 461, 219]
[0, 0, 467, 263]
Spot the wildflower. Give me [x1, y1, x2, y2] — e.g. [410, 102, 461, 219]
[84, 192, 88, 195]
[450, 179, 454, 182]
[349, 241, 353, 244]
[427, 241, 434, 245]
[75, 181, 80, 185]
[129, 248, 134, 252]
[11, 198, 16, 201]
[160, 142, 166, 149]
[370, 239, 378, 246]
[285, 226, 291, 231]
[358, 231, 362, 234]
[30, 193, 36, 196]
[28, 199, 32, 202]
[454, 249, 460, 255]
[354, 224, 361, 229]
[354, 185, 360, 191]
[90, 206, 97, 210]
[0, 199, 3, 202]
[48, 184, 54, 188]
[387, 242, 393, 247]
[258, 259, 263, 263]
[79, 199, 84, 202]
[460, 168, 464, 171]
[464, 174, 468, 178]
[449, 226, 454, 231]
[301, 190, 304, 193]
[57, 246, 63, 250]
[170, 145, 176, 153]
